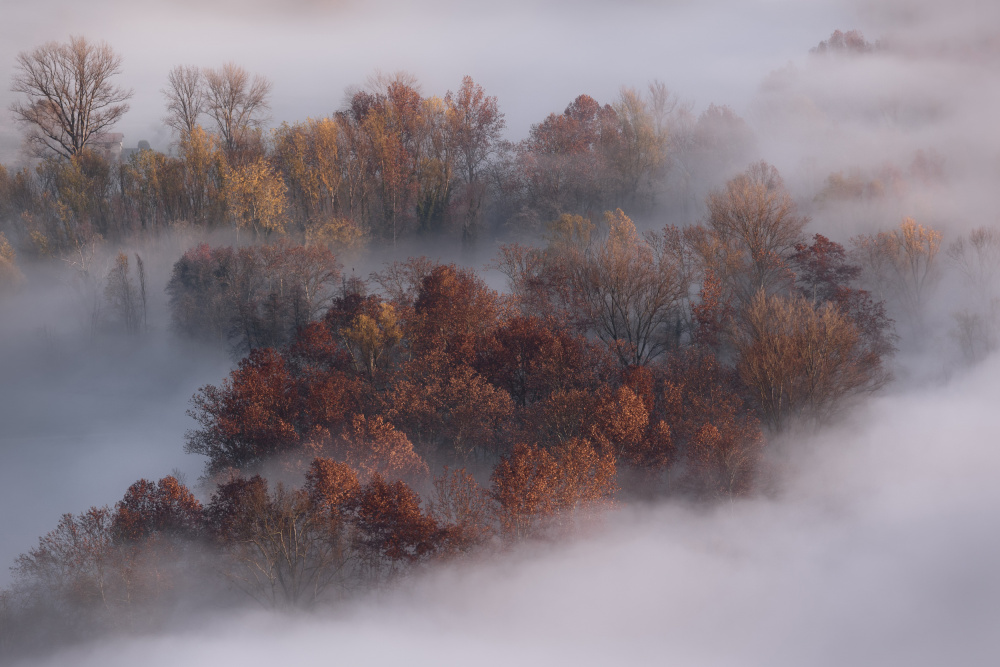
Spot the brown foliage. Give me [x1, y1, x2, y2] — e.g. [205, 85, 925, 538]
[734, 291, 890, 431]
[389, 354, 515, 460]
[304, 458, 361, 516]
[475, 315, 613, 407]
[490, 439, 616, 540]
[351, 474, 442, 569]
[336, 414, 428, 481]
[660, 349, 762, 496]
[851, 217, 942, 322]
[186, 348, 301, 474]
[111, 476, 202, 543]
[702, 161, 806, 305]
[428, 467, 496, 554]
[571, 209, 688, 366]
[409, 263, 505, 362]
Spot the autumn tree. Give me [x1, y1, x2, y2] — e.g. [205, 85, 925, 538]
[165, 243, 236, 342]
[445, 76, 505, 241]
[186, 348, 301, 475]
[10, 36, 133, 158]
[790, 234, 896, 359]
[335, 414, 428, 481]
[570, 209, 688, 366]
[176, 125, 226, 224]
[202, 62, 272, 156]
[338, 300, 403, 379]
[490, 439, 616, 541]
[474, 315, 613, 408]
[493, 217, 590, 324]
[111, 476, 202, 543]
[36, 148, 114, 239]
[167, 241, 341, 352]
[338, 74, 425, 244]
[519, 94, 619, 220]
[224, 157, 288, 237]
[206, 474, 353, 608]
[850, 217, 942, 322]
[407, 263, 505, 362]
[389, 352, 515, 461]
[350, 474, 442, 580]
[10, 506, 158, 635]
[606, 86, 669, 207]
[270, 117, 365, 250]
[701, 161, 807, 306]
[428, 467, 496, 554]
[117, 147, 186, 229]
[734, 290, 890, 431]
[659, 350, 763, 496]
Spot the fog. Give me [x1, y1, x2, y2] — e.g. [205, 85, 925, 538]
[0, 0, 847, 159]
[14, 352, 1000, 666]
[0, 241, 233, 587]
[3, 0, 1000, 663]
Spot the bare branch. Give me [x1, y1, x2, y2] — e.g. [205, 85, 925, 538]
[10, 35, 132, 158]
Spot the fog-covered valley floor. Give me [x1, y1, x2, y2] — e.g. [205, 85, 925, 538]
[13, 351, 1000, 667]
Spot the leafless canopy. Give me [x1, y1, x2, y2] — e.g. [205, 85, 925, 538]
[163, 65, 204, 135]
[203, 62, 272, 152]
[10, 36, 133, 158]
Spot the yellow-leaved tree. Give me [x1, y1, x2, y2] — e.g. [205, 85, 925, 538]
[224, 158, 288, 237]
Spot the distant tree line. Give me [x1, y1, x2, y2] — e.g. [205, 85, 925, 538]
[0, 36, 760, 259]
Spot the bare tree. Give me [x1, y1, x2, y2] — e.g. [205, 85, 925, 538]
[10, 36, 133, 158]
[202, 63, 272, 153]
[947, 226, 1000, 300]
[163, 65, 204, 135]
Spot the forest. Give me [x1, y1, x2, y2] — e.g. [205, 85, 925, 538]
[1, 14, 999, 664]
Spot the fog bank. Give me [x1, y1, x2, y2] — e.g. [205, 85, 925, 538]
[17, 352, 1000, 666]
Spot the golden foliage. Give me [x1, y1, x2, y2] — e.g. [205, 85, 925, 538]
[224, 158, 288, 236]
[0, 232, 23, 291]
[851, 217, 942, 319]
[734, 290, 889, 431]
[305, 216, 365, 252]
[340, 301, 402, 378]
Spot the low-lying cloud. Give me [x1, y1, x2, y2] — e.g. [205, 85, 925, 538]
[17, 352, 1000, 667]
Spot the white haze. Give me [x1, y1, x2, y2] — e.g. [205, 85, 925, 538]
[0, 241, 233, 587]
[15, 352, 1000, 667]
[0, 0, 847, 159]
